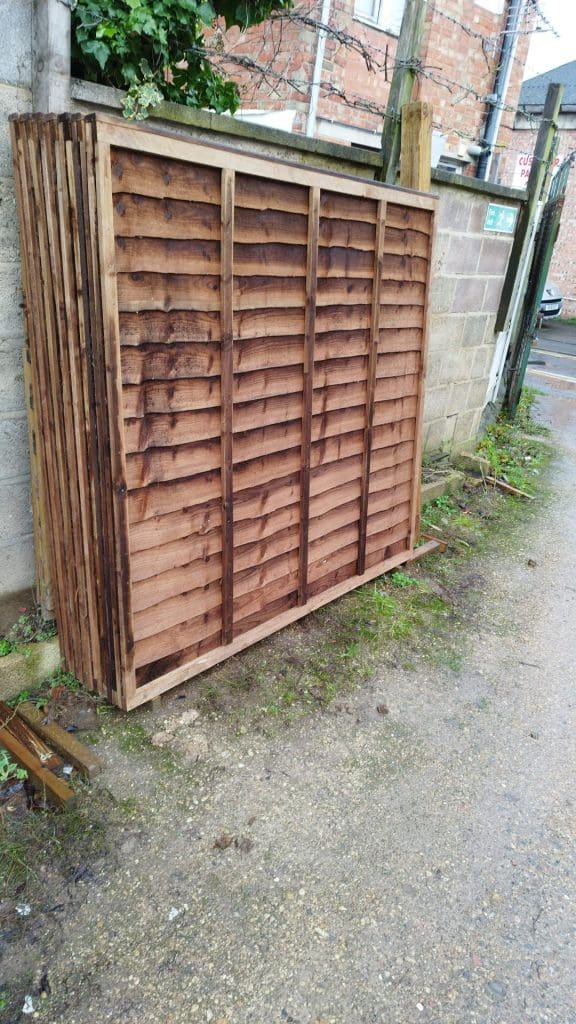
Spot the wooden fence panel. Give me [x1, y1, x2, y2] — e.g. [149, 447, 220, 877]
[11, 113, 437, 709]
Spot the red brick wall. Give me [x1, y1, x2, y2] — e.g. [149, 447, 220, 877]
[214, 0, 532, 168]
[500, 123, 576, 318]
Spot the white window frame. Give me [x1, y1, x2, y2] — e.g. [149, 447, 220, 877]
[353, 0, 406, 36]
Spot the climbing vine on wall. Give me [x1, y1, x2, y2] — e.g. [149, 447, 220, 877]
[72, 0, 291, 119]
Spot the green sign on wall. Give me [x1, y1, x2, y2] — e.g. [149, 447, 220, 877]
[484, 203, 518, 234]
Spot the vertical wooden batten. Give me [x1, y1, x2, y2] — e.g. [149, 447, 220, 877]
[94, 138, 136, 703]
[357, 198, 386, 576]
[75, 119, 119, 700]
[298, 185, 320, 606]
[220, 167, 235, 643]
[409, 215, 436, 550]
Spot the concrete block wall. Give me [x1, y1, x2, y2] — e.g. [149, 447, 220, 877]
[0, 0, 34, 629]
[424, 182, 520, 452]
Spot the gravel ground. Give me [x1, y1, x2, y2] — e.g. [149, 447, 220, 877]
[2, 391, 576, 1024]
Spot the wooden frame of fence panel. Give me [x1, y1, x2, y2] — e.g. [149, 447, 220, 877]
[11, 113, 437, 710]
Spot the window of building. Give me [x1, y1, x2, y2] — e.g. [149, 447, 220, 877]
[353, 0, 406, 36]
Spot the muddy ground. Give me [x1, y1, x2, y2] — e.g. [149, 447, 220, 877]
[1, 388, 575, 1024]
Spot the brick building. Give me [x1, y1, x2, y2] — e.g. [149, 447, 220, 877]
[218, 0, 532, 174]
[506, 61, 576, 316]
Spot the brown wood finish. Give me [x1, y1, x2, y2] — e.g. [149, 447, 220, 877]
[10, 113, 436, 709]
[220, 167, 235, 644]
[298, 186, 319, 605]
[357, 199, 386, 576]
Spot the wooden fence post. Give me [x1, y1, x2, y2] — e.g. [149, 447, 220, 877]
[400, 101, 433, 192]
[33, 0, 72, 112]
[495, 82, 564, 334]
[378, 0, 427, 184]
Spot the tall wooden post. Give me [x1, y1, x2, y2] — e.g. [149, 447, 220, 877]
[33, 0, 72, 112]
[399, 101, 433, 192]
[495, 82, 564, 334]
[378, 0, 427, 184]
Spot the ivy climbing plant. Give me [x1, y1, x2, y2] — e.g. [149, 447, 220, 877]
[72, 0, 292, 119]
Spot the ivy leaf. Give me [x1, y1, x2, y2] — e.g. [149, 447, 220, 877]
[82, 38, 111, 69]
[198, 2, 217, 24]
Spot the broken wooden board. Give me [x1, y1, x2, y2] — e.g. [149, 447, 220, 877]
[0, 700, 62, 772]
[0, 727, 77, 808]
[16, 702, 102, 778]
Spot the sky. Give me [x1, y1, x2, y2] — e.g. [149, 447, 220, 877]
[523, 1, 576, 80]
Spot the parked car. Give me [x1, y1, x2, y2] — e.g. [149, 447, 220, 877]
[539, 281, 563, 321]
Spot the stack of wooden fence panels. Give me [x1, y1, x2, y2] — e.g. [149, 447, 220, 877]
[11, 113, 437, 710]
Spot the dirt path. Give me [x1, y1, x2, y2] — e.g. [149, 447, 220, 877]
[3, 392, 576, 1024]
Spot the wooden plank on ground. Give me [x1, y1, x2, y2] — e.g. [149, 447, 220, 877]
[0, 728, 77, 808]
[16, 702, 102, 778]
[0, 701, 61, 771]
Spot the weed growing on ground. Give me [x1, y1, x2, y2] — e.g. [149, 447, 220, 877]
[0, 749, 27, 784]
[0, 606, 57, 657]
[0, 782, 138, 901]
[8, 667, 84, 710]
[478, 386, 550, 491]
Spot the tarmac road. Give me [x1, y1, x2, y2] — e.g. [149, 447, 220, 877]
[529, 320, 576, 447]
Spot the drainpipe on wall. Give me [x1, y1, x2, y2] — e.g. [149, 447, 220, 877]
[476, 0, 525, 181]
[306, 0, 332, 138]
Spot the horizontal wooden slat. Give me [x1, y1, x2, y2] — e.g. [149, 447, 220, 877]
[381, 280, 426, 305]
[117, 273, 220, 313]
[115, 236, 221, 275]
[378, 326, 423, 352]
[378, 306, 425, 330]
[135, 625, 223, 686]
[365, 530, 410, 568]
[308, 517, 410, 586]
[133, 549, 223, 614]
[233, 335, 304, 371]
[133, 588, 223, 667]
[113, 193, 220, 239]
[317, 246, 374, 278]
[384, 226, 430, 258]
[318, 217, 375, 251]
[235, 206, 308, 244]
[320, 192, 377, 222]
[382, 253, 428, 282]
[233, 566, 299, 626]
[234, 309, 306, 339]
[120, 310, 222, 345]
[111, 148, 221, 203]
[123, 377, 221, 417]
[128, 469, 222, 522]
[235, 174, 308, 214]
[121, 343, 221, 384]
[129, 496, 222, 559]
[369, 460, 413, 499]
[386, 204, 432, 234]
